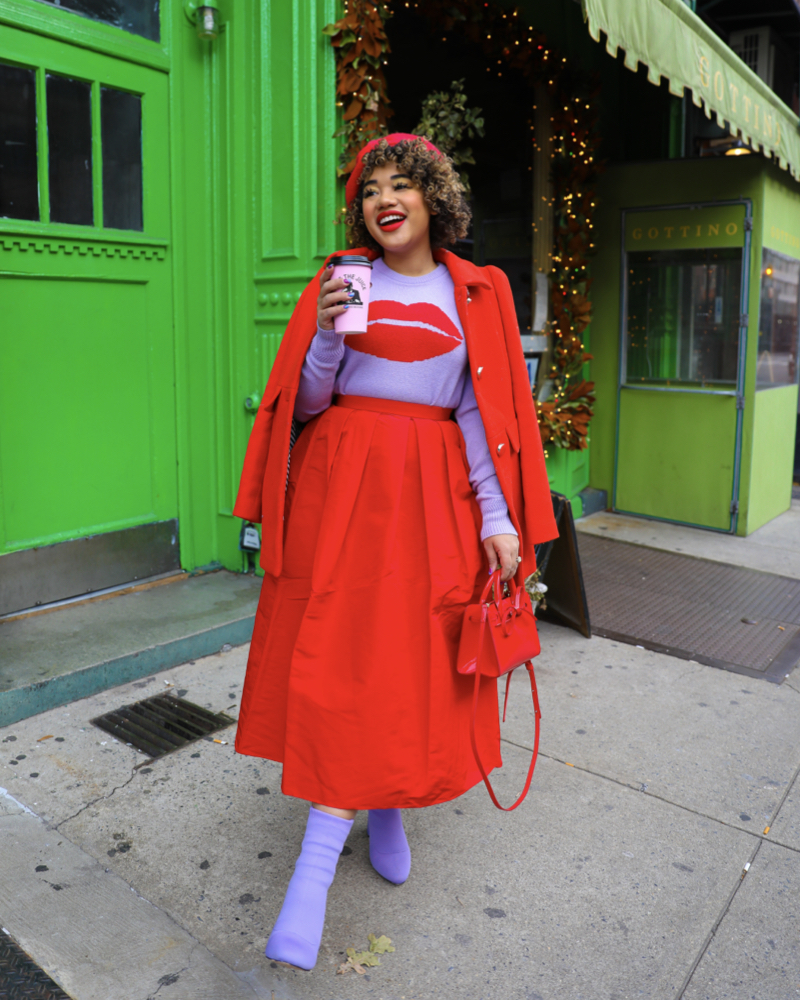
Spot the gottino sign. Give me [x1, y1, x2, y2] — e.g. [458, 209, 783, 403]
[625, 204, 747, 252]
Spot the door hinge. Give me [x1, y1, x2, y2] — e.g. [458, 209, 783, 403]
[744, 218, 753, 231]
[736, 393, 745, 409]
[730, 499, 739, 515]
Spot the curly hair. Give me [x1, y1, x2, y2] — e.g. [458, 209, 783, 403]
[345, 137, 471, 251]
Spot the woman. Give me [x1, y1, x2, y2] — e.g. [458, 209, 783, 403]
[233, 133, 557, 970]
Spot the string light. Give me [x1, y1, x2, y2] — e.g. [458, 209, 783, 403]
[328, 0, 599, 450]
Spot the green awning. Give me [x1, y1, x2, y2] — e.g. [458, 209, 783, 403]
[582, 0, 800, 181]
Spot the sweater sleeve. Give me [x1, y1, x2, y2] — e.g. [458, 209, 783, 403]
[294, 326, 346, 422]
[455, 375, 517, 540]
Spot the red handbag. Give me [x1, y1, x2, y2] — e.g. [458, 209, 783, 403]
[457, 569, 541, 811]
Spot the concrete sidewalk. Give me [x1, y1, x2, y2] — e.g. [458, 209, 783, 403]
[576, 499, 800, 578]
[1, 623, 798, 999]
[0, 570, 261, 728]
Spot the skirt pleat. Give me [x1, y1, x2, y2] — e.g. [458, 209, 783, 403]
[234, 402, 502, 809]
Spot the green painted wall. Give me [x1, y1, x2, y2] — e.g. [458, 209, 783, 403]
[747, 169, 800, 533]
[590, 156, 800, 535]
[545, 447, 590, 514]
[763, 167, 800, 257]
[0, 0, 339, 578]
[747, 385, 797, 534]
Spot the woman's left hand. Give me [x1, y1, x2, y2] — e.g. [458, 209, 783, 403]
[482, 533, 520, 583]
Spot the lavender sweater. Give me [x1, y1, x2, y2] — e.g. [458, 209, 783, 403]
[294, 258, 516, 540]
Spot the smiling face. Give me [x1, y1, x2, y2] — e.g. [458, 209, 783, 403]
[361, 163, 433, 256]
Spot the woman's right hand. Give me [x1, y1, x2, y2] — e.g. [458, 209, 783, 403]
[317, 262, 351, 331]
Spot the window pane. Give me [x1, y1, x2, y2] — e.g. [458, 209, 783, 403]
[0, 63, 39, 221]
[626, 248, 742, 389]
[32, 0, 159, 42]
[101, 87, 142, 231]
[47, 74, 93, 226]
[757, 249, 800, 388]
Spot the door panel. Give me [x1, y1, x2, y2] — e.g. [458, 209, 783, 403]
[616, 389, 737, 530]
[1, 273, 170, 547]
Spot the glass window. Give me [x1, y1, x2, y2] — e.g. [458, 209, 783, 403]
[0, 63, 39, 221]
[480, 217, 533, 331]
[757, 249, 800, 388]
[625, 248, 742, 389]
[47, 74, 93, 226]
[101, 87, 142, 231]
[32, 0, 159, 42]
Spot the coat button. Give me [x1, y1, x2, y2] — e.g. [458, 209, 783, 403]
[496, 443, 505, 455]
[476, 366, 484, 379]
[467, 297, 472, 303]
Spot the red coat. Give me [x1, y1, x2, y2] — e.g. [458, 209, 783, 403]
[234, 247, 558, 578]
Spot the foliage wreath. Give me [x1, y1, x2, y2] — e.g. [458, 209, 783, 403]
[323, 1, 601, 451]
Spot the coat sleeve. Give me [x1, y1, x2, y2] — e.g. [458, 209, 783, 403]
[232, 268, 325, 526]
[487, 266, 558, 551]
[233, 249, 374, 576]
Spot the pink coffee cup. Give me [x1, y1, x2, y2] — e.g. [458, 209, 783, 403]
[332, 255, 372, 335]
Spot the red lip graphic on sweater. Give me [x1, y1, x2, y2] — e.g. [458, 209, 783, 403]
[345, 300, 463, 362]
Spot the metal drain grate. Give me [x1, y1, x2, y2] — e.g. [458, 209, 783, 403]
[579, 534, 800, 683]
[90, 694, 233, 759]
[0, 927, 72, 999]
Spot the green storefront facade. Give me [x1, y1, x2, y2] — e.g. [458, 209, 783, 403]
[0, 0, 340, 614]
[3, 0, 800, 616]
[590, 157, 800, 536]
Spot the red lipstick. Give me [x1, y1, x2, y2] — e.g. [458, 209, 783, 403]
[377, 210, 407, 232]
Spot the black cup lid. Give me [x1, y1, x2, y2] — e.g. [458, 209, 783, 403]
[333, 255, 373, 268]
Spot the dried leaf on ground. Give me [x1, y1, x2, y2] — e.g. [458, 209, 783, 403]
[368, 933, 395, 954]
[337, 947, 381, 975]
[336, 934, 395, 974]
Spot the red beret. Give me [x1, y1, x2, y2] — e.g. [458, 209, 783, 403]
[345, 132, 442, 208]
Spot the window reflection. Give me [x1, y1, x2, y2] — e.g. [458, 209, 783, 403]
[32, 0, 159, 42]
[0, 63, 39, 221]
[757, 249, 800, 388]
[101, 88, 142, 231]
[47, 74, 93, 226]
[626, 248, 742, 389]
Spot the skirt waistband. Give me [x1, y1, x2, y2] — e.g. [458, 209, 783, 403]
[333, 395, 454, 421]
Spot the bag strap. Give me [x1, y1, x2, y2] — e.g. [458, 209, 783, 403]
[469, 604, 541, 811]
[479, 569, 502, 605]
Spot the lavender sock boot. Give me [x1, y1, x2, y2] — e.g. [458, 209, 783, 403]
[265, 806, 353, 970]
[367, 809, 411, 884]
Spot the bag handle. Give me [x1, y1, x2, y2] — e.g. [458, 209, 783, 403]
[479, 569, 501, 605]
[479, 569, 521, 607]
[468, 595, 541, 811]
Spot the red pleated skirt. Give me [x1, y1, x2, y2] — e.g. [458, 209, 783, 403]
[234, 395, 502, 809]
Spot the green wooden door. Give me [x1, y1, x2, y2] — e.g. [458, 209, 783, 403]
[0, 20, 175, 612]
[614, 204, 750, 532]
[173, 0, 340, 573]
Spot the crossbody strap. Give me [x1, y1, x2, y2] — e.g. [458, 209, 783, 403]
[469, 606, 541, 811]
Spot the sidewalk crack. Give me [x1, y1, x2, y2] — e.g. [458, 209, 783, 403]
[502, 740, 800, 854]
[54, 770, 137, 829]
[675, 840, 763, 1000]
